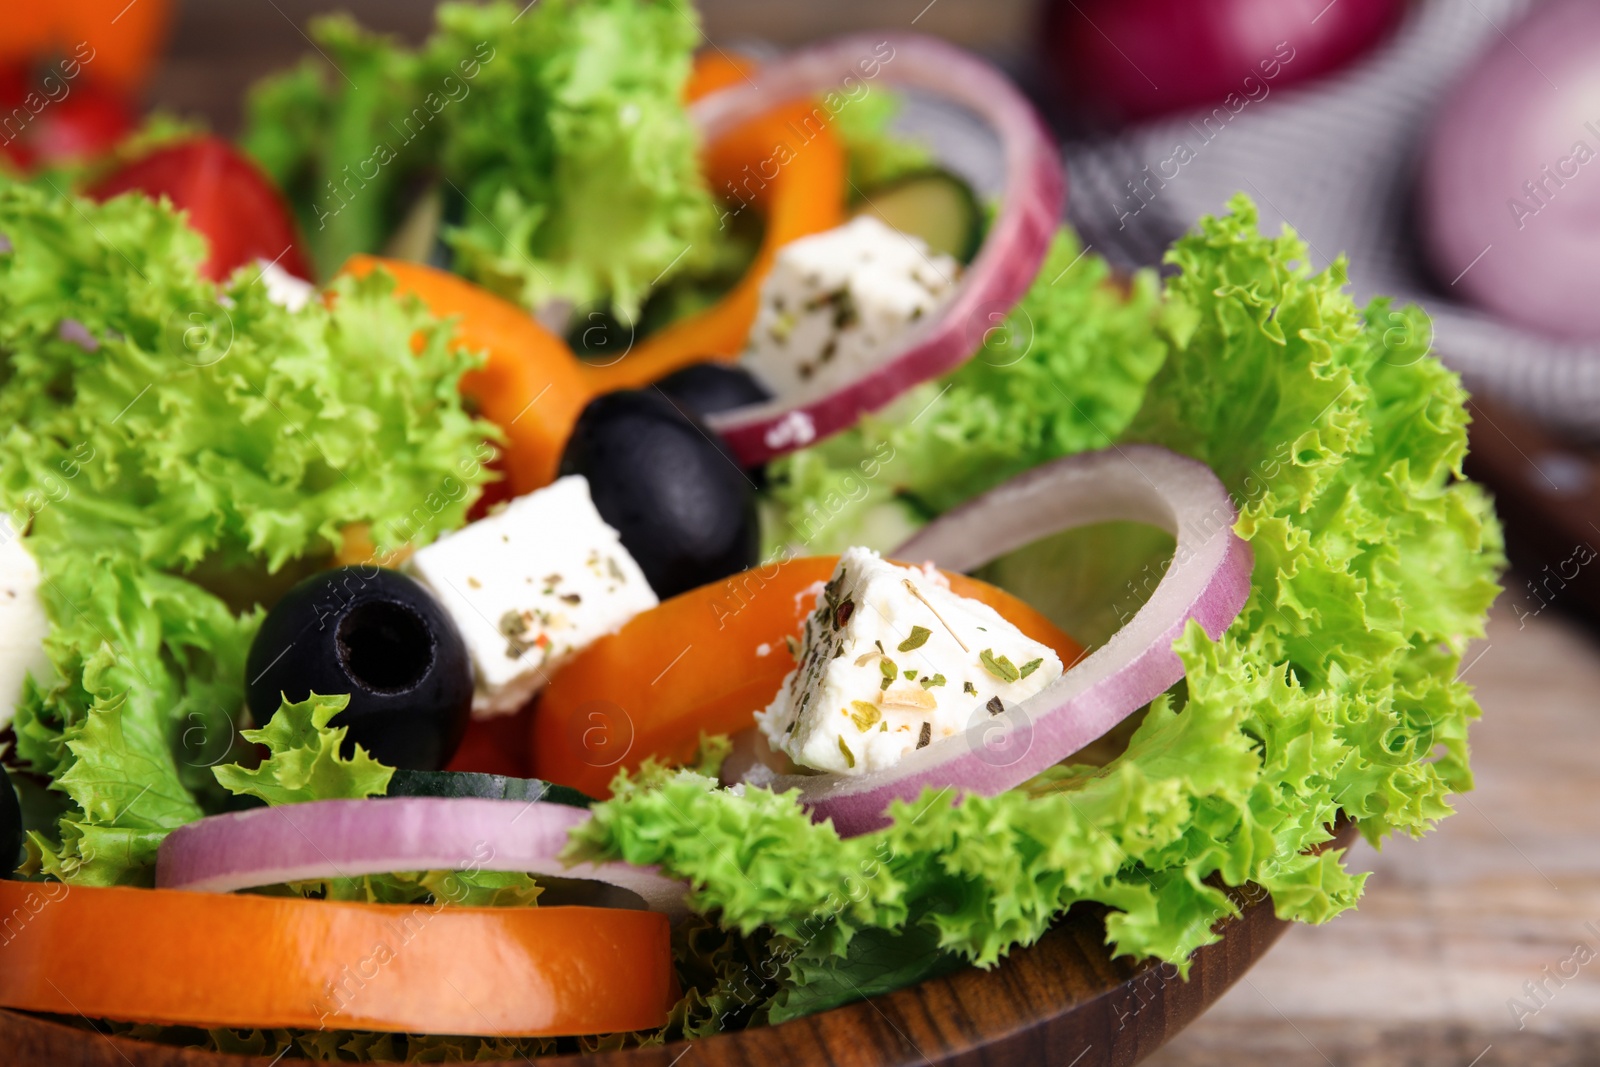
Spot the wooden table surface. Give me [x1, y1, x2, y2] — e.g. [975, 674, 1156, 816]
[136, 4, 1600, 1064]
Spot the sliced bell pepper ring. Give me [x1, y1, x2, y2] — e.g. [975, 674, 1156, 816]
[0, 12, 54, 74]
[577, 55, 848, 393]
[0, 881, 673, 1036]
[341, 255, 591, 497]
[530, 556, 1083, 798]
[0, 2, 174, 93]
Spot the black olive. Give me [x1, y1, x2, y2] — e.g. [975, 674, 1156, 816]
[653, 362, 772, 419]
[560, 390, 759, 599]
[0, 771, 20, 878]
[653, 364, 774, 490]
[245, 566, 472, 770]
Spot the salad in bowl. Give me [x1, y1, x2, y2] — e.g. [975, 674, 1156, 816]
[0, 0, 1501, 1061]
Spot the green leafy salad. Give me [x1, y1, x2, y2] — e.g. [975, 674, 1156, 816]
[0, 1, 1501, 1061]
[573, 199, 1503, 1017]
[238, 0, 922, 323]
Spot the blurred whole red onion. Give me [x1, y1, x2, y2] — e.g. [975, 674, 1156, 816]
[1041, 0, 1406, 122]
[1420, 0, 1600, 339]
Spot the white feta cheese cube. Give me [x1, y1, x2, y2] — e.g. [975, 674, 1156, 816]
[755, 547, 1063, 775]
[0, 523, 54, 731]
[256, 259, 315, 312]
[407, 476, 658, 717]
[740, 216, 961, 403]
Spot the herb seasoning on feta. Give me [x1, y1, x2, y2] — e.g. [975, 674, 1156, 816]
[740, 216, 961, 404]
[754, 547, 1063, 775]
[407, 476, 657, 717]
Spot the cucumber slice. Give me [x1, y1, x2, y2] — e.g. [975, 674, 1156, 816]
[386, 769, 595, 809]
[851, 169, 984, 262]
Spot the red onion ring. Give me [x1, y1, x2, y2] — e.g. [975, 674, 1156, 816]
[758, 445, 1252, 837]
[155, 797, 691, 920]
[696, 33, 1066, 465]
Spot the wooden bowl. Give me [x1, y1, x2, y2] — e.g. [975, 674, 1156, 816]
[0, 822, 1353, 1067]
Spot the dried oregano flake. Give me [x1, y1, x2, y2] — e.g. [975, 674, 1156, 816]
[897, 626, 932, 652]
[979, 648, 1020, 683]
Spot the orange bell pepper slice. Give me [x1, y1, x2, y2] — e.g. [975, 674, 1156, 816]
[0, 1, 174, 92]
[0, 881, 673, 1036]
[578, 54, 848, 393]
[342, 255, 591, 496]
[530, 556, 1083, 798]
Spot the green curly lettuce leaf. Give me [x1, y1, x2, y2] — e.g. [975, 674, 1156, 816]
[0, 179, 493, 885]
[212, 693, 392, 806]
[763, 229, 1169, 556]
[572, 195, 1503, 1021]
[429, 0, 717, 321]
[13, 553, 256, 885]
[0, 184, 492, 573]
[240, 0, 720, 319]
[208, 696, 546, 907]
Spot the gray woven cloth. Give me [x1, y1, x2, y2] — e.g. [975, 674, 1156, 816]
[1060, 0, 1600, 436]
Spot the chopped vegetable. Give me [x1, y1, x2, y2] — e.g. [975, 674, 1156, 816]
[244, 566, 473, 771]
[530, 555, 1080, 798]
[0, 2, 173, 93]
[575, 53, 849, 391]
[387, 768, 593, 808]
[88, 136, 314, 282]
[686, 34, 1065, 467]
[850, 167, 984, 261]
[242, 0, 718, 312]
[0, 880, 676, 1035]
[560, 391, 758, 598]
[570, 197, 1502, 1007]
[212, 693, 393, 807]
[0, 62, 136, 172]
[763, 228, 1167, 555]
[341, 254, 586, 495]
[156, 795, 691, 919]
[0, 180, 491, 886]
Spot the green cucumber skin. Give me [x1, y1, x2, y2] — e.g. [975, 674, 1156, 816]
[386, 769, 596, 809]
[852, 169, 984, 262]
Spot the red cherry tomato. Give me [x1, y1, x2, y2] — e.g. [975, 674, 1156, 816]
[444, 705, 534, 778]
[88, 136, 314, 283]
[0, 64, 135, 172]
[33, 85, 135, 164]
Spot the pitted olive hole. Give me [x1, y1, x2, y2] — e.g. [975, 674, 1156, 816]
[338, 600, 433, 693]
